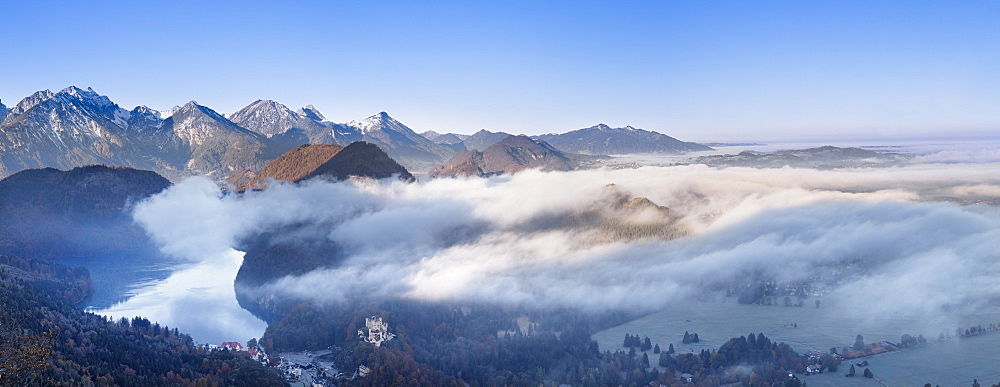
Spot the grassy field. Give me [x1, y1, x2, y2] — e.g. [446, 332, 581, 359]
[593, 291, 1000, 385]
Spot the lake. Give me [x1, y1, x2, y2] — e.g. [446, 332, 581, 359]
[56, 249, 267, 345]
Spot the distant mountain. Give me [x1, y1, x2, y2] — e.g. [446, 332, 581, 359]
[462, 129, 512, 151]
[0, 100, 10, 119]
[165, 101, 291, 180]
[429, 135, 604, 178]
[420, 130, 467, 151]
[237, 143, 344, 190]
[228, 99, 333, 144]
[331, 112, 456, 172]
[0, 87, 306, 182]
[297, 105, 326, 122]
[0, 87, 188, 179]
[298, 141, 414, 183]
[0, 165, 170, 260]
[433, 133, 467, 145]
[533, 124, 712, 154]
[235, 142, 414, 297]
[687, 145, 916, 169]
[421, 130, 468, 143]
[420, 130, 444, 141]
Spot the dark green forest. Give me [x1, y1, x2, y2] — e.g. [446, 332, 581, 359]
[0, 256, 283, 386]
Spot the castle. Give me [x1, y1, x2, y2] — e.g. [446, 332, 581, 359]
[358, 316, 395, 347]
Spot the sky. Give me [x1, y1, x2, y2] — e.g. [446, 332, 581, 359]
[1, 1, 999, 142]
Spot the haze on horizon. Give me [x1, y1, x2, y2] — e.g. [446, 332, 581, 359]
[2, 1, 999, 142]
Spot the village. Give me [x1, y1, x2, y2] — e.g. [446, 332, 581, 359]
[200, 315, 395, 386]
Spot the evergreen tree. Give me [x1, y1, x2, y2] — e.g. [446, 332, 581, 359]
[641, 336, 652, 351]
[653, 344, 660, 354]
[853, 334, 865, 350]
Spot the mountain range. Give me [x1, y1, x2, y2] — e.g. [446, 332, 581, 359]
[0, 87, 292, 181]
[685, 145, 916, 169]
[429, 135, 604, 178]
[331, 112, 455, 172]
[533, 124, 713, 154]
[1, 87, 711, 181]
[424, 124, 712, 156]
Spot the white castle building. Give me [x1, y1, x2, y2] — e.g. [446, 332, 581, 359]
[358, 316, 395, 347]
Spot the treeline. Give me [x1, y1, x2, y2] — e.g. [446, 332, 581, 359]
[729, 278, 813, 305]
[263, 295, 808, 386]
[0, 254, 92, 304]
[0, 259, 284, 386]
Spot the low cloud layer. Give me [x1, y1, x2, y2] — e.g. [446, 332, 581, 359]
[133, 163, 1000, 330]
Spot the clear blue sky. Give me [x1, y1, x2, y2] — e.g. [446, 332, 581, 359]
[2, 1, 998, 141]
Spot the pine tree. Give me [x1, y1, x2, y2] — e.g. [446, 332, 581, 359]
[641, 336, 652, 351]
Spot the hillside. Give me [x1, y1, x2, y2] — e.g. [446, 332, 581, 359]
[533, 124, 711, 154]
[461, 129, 512, 151]
[237, 143, 344, 190]
[429, 135, 604, 178]
[298, 141, 414, 183]
[329, 112, 456, 172]
[0, 256, 283, 385]
[0, 165, 170, 260]
[0, 87, 301, 182]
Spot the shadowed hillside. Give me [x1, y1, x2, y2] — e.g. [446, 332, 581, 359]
[299, 141, 414, 183]
[0, 165, 170, 259]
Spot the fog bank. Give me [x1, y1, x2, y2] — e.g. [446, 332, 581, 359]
[133, 163, 1000, 330]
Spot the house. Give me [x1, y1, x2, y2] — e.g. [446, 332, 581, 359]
[220, 341, 244, 351]
[806, 364, 822, 374]
[247, 348, 266, 362]
[680, 373, 694, 383]
[358, 364, 371, 377]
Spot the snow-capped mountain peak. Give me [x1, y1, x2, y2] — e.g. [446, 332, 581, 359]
[57, 86, 115, 108]
[297, 105, 326, 122]
[11, 89, 55, 116]
[348, 111, 406, 134]
[0, 100, 10, 121]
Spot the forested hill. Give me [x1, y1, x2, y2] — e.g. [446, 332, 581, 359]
[0, 256, 284, 385]
[236, 143, 344, 190]
[0, 165, 169, 260]
[298, 141, 414, 183]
